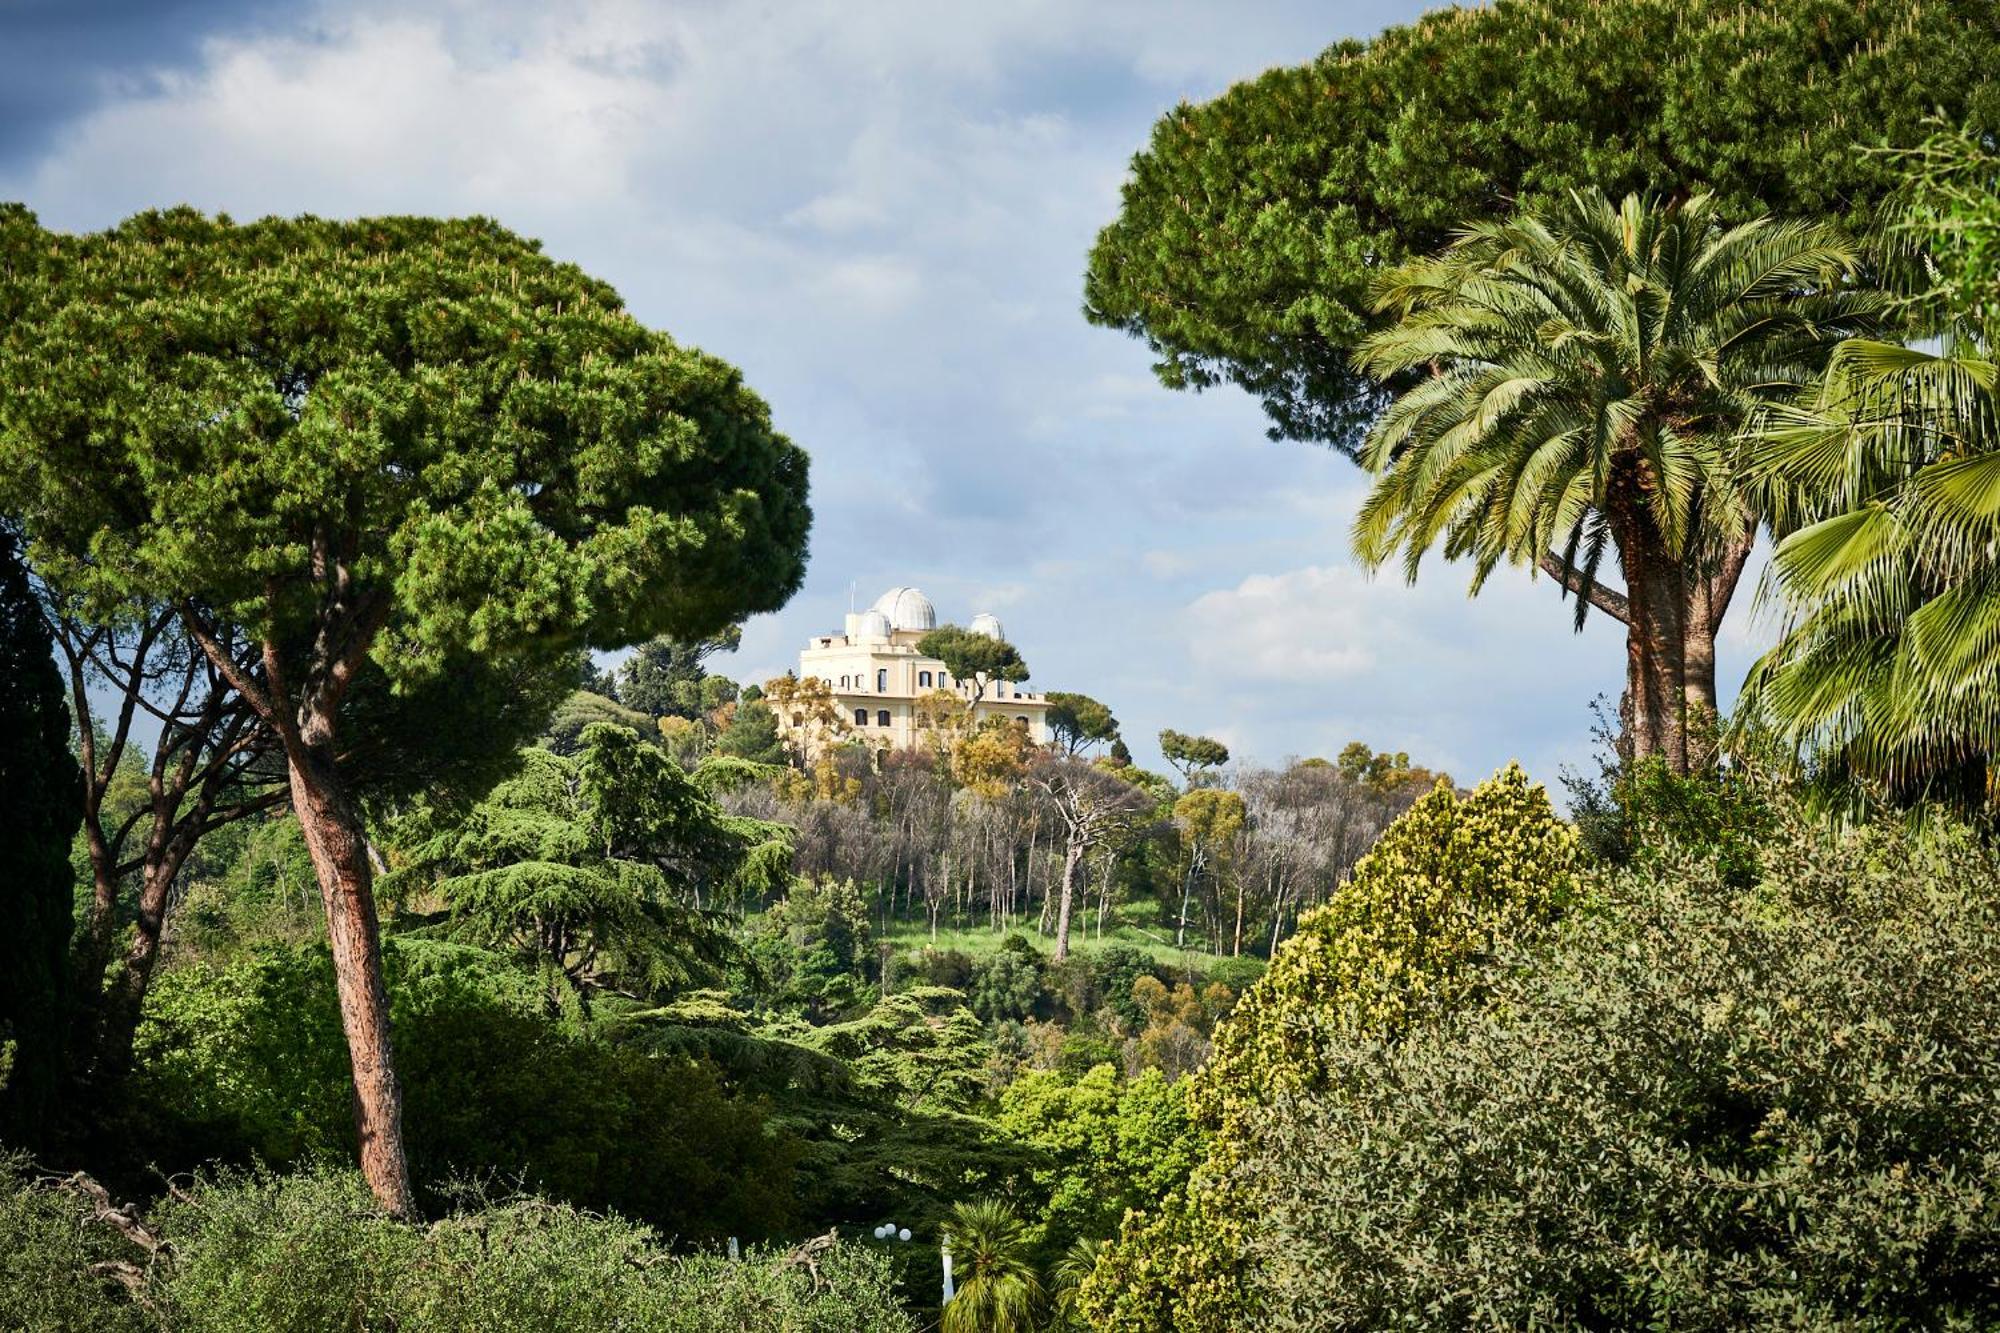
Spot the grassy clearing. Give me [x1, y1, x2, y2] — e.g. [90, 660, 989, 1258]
[877, 896, 1224, 971]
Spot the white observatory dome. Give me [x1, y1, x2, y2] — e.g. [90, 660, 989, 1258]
[968, 613, 1005, 640]
[871, 586, 936, 632]
[855, 609, 892, 640]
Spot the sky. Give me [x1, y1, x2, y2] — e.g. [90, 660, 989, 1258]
[0, 0, 1774, 788]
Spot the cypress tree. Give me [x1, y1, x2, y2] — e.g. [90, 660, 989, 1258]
[0, 527, 81, 1144]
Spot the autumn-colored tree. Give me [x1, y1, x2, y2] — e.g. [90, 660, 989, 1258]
[762, 675, 848, 762]
[952, 718, 1037, 797]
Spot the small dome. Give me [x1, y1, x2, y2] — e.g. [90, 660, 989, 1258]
[871, 586, 936, 632]
[855, 609, 892, 640]
[968, 613, 1005, 640]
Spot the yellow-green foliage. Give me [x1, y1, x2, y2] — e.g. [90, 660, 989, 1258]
[1197, 760, 1577, 1125]
[1078, 762, 1578, 1331]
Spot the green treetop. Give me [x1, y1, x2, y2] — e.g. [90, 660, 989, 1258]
[0, 206, 810, 1215]
[1085, 0, 1999, 450]
[387, 724, 773, 1021]
[917, 625, 1028, 703]
[1157, 729, 1228, 787]
[618, 624, 743, 719]
[1044, 690, 1119, 756]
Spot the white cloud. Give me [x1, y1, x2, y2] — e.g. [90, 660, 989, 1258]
[8, 0, 1683, 787]
[1187, 566, 1383, 681]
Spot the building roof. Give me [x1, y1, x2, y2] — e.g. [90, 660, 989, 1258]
[968, 612, 1004, 640]
[871, 585, 936, 632]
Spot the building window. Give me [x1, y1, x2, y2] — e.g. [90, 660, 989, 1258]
[1015, 716, 1029, 726]
[854, 707, 868, 726]
[876, 668, 888, 692]
[876, 709, 891, 728]
[918, 670, 932, 688]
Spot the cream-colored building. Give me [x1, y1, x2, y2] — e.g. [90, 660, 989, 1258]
[788, 585, 1052, 754]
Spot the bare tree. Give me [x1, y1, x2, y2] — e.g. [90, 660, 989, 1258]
[1028, 758, 1151, 960]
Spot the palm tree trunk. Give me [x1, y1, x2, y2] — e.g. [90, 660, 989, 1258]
[1681, 530, 1754, 764]
[1614, 492, 1690, 772]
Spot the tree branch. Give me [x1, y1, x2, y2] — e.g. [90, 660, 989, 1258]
[1538, 551, 1630, 625]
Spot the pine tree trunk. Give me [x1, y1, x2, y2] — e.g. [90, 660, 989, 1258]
[285, 738, 418, 1219]
[1054, 836, 1085, 962]
[96, 850, 188, 1081]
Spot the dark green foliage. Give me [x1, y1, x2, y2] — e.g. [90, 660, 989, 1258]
[390, 727, 783, 1015]
[618, 625, 742, 719]
[0, 207, 811, 686]
[901, 947, 976, 993]
[968, 938, 1046, 1024]
[1196, 955, 1266, 996]
[915, 626, 1029, 696]
[1157, 730, 1228, 785]
[132, 940, 796, 1241]
[1092, 945, 1164, 1030]
[633, 993, 1042, 1258]
[1086, 0, 2000, 448]
[542, 689, 656, 756]
[717, 698, 786, 764]
[1242, 802, 2000, 1329]
[748, 878, 876, 1020]
[1045, 691, 1120, 756]
[0, 528, 81, 1141]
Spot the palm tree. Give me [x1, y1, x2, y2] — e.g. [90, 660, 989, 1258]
[1743, 130, 2000, 805]
[1351, 191, 1872, 769]
[1049, 1236, 1105, 1329]
[942, 1196, 1042, 1333]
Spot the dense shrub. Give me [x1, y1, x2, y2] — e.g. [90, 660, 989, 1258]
[968, 936, 1046, 1023]
[998, 1064, 1196, 1255]
[0, 1155, 150, 1332]
[0, 1162, 916, 1332]
[134, 940, 796, 1240]
[1081, 763, 1580, 1330]
[1243, 807, 2000, 1329]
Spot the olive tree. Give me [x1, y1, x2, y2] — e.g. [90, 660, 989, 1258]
[0, 208, 810, 1214]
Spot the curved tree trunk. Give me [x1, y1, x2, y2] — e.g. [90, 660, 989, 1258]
[96, 853, 189, 1082]
[286, 738, 418, 1219]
